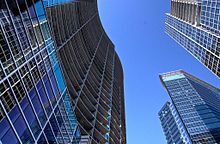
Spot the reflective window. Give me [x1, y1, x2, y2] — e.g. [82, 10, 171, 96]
[8, 106, 20, 123]
[50, 114, 64, 143]
[32, 94, 47, 127]
[43, 74, 56, 107]
[37, 134, 47, 144]
[14, 115, 34, 143]
[37, 80, 52, 116]
[0, 26, 16, 75]
[1, 128, 18, 144]
[44, 123, 56, 143]
[0, 115, 10, 139]
[0, 1, 25, 67]
[49, 70, 59, 97]
[26, 0, 44, 49]
[23, 105, 41, 138]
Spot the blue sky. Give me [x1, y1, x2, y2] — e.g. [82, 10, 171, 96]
[98, 0, 220, 143]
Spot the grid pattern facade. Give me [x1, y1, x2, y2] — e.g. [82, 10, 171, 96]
[165, 0, 220, 78]
[0, 0, 84, 143]
[45, 1, 126, 144]
[159, 102, 192, 144]
[160, 70, 220, 144]
[200, 0, 220, 34]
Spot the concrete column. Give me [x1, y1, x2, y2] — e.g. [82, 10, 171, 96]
[189, 4, 193, 23]
[174, 1, 177, 17]
[192, 4, 197, 25]
[177, 2, 180, 18]
[186, 3, 190, 22]
[171, 1, 174, 15]
[183, 3, 186, 21]
[196, 4, 201, 26]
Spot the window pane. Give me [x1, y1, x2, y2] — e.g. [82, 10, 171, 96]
[14, 116, 34, 144]
[1, 128, 18, 144]
[24, 105, 41, 138]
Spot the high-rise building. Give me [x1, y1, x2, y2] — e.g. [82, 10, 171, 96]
[165, 0, 220, 78]
[159, 70, 220, 144]
[158, 102, 192, 144]
[0, 0, 126, 144]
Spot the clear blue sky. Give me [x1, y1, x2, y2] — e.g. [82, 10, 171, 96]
[98, 0, 220, 143]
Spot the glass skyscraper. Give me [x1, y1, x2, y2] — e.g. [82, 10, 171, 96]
[159, 70, 220, 144]
[159, 102, 192, 144]
[165, 0, 220, 78]
[0, 0, 126, 144]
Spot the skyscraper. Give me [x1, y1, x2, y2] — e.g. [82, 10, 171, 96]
[0, 0, 126, 144]
[159, 70, 220, 143]
[45, 1, 126, 143]
[159, 102, 192, 144]
[165, 0, 220, 78]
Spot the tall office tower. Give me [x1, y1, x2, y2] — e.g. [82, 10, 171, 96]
[165, 0, 220, 78]
[0, 0, 126, 144]
[159, 102, 192, 144]
[159, 70, 220, 144]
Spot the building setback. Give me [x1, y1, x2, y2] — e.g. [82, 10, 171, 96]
[159, 70, 220, 144]
[0, 0, 126, 144]
[165, 0, 220, 78]
[159, 102, 192, 144]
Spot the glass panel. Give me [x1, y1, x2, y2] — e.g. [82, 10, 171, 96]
[0, 115, 10, 139]
[43, 74, 56, 107]
[0, 1, 25, 67]
[49, 70, 59, 97]
[37, 80, 52, 116]
[1, 128, 18, 144]
[8, 105, 20, 123]
[1, 88, 16, 113]
[0, 26, 16, 75]
[32, 94, 46, 127]
[14, 115, 34, 143]
[49, 114, 64, 143]
[37, 134, 47, 144]
[24, 105, 41, 138]
[25, 0, 44, 49]
[44, 123, 56, 143]
[34, 1, 46, 20]
[9, 0, 33, 60]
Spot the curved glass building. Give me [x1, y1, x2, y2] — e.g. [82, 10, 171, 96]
[0, 0, 126, 144]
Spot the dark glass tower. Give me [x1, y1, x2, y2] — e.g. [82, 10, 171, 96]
[159, 70, 220, 144]
[159, 102, 192, 144]
[0, 0, 126, 144]
[165, 0, 220, 78]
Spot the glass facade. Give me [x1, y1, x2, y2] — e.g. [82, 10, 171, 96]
[160, 70, 220, 143]
[165, 0, 220, 78]
[0, 0, 79, 143]
[0, 0, 126, 144]
[159, 102, 192, 144]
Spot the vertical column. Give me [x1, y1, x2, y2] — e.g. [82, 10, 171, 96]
[196, 3, 202, 26]
[182, 3, 186, 21]
[170, 1, 173, 15]
[192, 4, 197, 25]
[186, 3, 190, 22]
[177, 2, 179, 18]
[189, 4, 193, 23]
